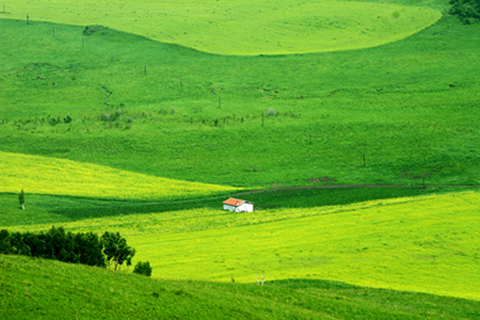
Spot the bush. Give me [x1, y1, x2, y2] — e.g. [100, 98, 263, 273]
[449, 0, 480, 24]
[133, 261, 152, 277]
[83, 25, 108, 36]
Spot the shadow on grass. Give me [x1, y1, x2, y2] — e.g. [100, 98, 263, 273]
[22, 186, 475, 221]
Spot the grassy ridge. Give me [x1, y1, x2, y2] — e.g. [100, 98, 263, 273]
[6, 191, 480, 300]
[1, 0, 441, 55]
[0, 151, 242, 200]
[1, 254, 479, 320]
[1, 16, 479, 187]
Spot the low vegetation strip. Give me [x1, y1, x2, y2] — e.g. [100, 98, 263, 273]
[0, 151, 241, 200]
[8, 191, 480, 301]
[3, 0, 441, 55]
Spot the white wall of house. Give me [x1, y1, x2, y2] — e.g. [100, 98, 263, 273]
[223, 202, 254, 212]
[236, 202, 254, 212]
[223, 204, 237, 211]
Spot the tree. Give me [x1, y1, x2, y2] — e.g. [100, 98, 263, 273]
[74, 232, 106, 267]
[0, 229, 12, 254]
[133, 261, 152, 277]
[8, 231, 31, 256]
[449, 0, 480, 24]
[23, 232, 46, 258]
[18, 189, 25, 210]
[101, 232, 135, 271]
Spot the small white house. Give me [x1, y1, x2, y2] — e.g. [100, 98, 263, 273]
[223, 198, 254, 213]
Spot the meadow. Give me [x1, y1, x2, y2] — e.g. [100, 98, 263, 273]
[1, 0, 480, 317]
[3, 255, 480, 319]
[5, 190, 480, 301]
[0, 151, 241, 199]
[1, 12, 479, 188]
[2, 0, 441, 55]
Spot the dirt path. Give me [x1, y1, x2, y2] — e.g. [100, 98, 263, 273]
[133, 184, 479, 205]
[233, 184, 480, 196]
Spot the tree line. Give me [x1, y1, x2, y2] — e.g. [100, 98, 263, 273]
[450, 0, 480, 24]
[0, 226, 151, 276]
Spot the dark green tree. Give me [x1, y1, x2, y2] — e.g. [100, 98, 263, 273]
[8, 231, 31, 256]
[449, 0, 480, 24]
[43, 226, 77, 262]
[74, 232, 106, 267]
[23, 232, 46, 258]
[133, 261, 152, 277]
[0, 229, 12, 254]
[18, 189, 25, 210]
[101, 231, 135, 271]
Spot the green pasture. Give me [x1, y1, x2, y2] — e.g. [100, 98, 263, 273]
[1, 0, 441, 55]
[0, 185, 468, 226]
[1, 14, 479, 187]
[0, 151, 241, 200]
[1, 0, 480, 315]
[5, 191, 480, 301]
[3, 255, 479, 320]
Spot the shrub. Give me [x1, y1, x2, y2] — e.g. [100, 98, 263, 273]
[133, 261, 152, 277]
[449, 0, 480, 24]
[83, 25, 108, 36]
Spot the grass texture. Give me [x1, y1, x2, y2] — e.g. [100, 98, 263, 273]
[1, 16, 479, 187]
[2, 255, 479, 320]
[0, 151, 242, 200]
[6, 191, 480, 301]
[1, 0, 441, 55]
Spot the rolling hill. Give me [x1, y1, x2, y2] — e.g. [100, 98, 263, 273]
[1, 0, 480, 318]
[2, 0, 441, 55]
[6, 190, 480, 301]
[1, 254, 479, 320]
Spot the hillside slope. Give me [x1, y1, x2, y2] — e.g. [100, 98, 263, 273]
[2, 0, 441, 55]
[7, 191, 480, 301]
[0, 151, 241, 200]
[1, 255, 479, 319]
[1, 16, 479, 187]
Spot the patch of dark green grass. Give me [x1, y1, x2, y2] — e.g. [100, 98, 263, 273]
[1, 186, 475, 226]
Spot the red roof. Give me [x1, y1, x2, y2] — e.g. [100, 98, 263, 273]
[223, 198, 246, 206]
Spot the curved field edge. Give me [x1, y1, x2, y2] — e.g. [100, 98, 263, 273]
[8, 190, 480, 301]
[2, 256, 479, 320]
[0, 151, 242, 200]
[1, 0, 442, 55]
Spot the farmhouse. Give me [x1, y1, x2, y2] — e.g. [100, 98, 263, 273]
[223, 198, 254, 213]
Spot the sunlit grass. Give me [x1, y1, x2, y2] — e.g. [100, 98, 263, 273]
[9, 191, 480, 300]
[3, 0, 441, 55]
[0, 151, 242, 200]
[3, 254, 479, 320]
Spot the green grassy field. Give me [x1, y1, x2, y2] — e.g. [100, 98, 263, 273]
[2, 0, 480, 317]
[5, 190, 480, 301]
[1, 13, 479, 187]
[0, 151, 242, 199]
[1, 0, 441, 55]
[3, 255, 480, 320]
